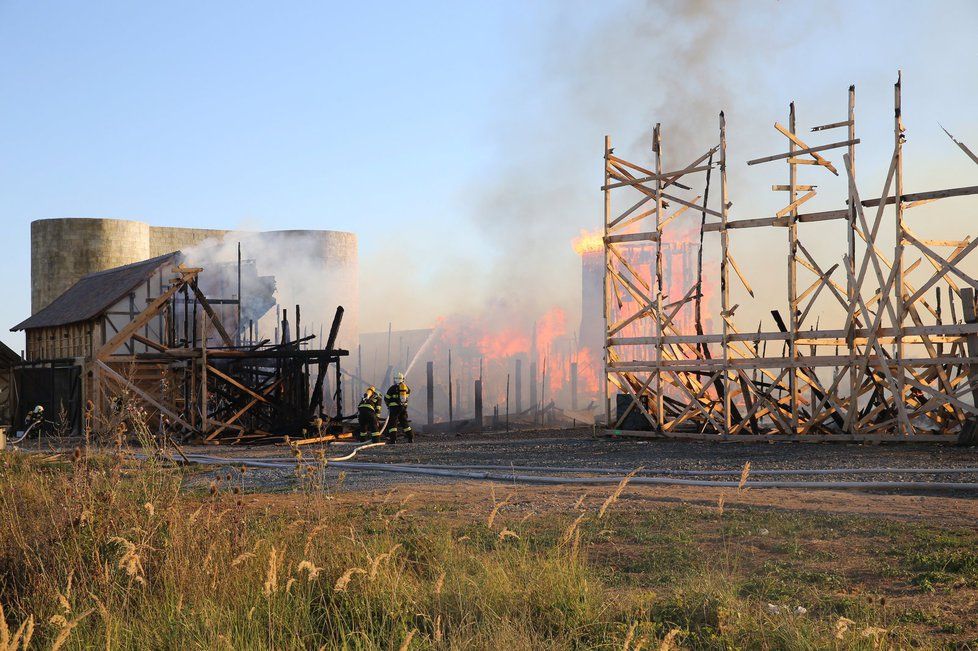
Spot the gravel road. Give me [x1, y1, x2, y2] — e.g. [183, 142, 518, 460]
[175, 428, 978, 493]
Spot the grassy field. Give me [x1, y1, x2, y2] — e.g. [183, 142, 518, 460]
[1, 449, 976, 649]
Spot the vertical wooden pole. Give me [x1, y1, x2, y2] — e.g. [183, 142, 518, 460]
[474, 379, 483, 429]
[603, 135, 612, 426]
[787, 102, 799, 434]
[653, 123, 665, 431]
[893, 71, 908, 436]
[530, 360, 538, 422]
[505, 372, 510, 431]
[958, 288, 978, 408]
[570, 361, 578, 410]
[236, 242, 242, 346]
[334, 358, 342, 417]
[426, 361, 434, 426]
[295, 304, 301, 344]
[200, 311, 208, 435]
[719, 112, 732, 436]
[448, 349, 454, 423]
[541, 357, 548, 421]
[455, 380, 461, 419]
[846, 85, 859, 433]
[514, 357, 522, 413]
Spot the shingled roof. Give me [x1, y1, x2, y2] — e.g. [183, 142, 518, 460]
[12, 252, 179, 331]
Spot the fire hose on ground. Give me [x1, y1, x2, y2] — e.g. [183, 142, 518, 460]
[177, 447, 978, 492]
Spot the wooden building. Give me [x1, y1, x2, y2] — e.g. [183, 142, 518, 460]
[10, 253, 348, 442]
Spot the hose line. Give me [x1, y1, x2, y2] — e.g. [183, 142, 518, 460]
[179, 454, 978, 492]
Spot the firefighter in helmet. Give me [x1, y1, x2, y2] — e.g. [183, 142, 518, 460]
[357, 386, 383, 442]
[384, 372, 413, 443]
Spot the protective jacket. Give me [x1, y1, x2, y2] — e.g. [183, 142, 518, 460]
[358, 390, 382, 414]
[385, 382, 410, 408]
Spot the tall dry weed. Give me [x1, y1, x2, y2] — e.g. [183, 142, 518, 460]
[737, 461, 751, 491]
[658, 628, 681, 650]
[398, 629, 417, 651]
[367, 544, 402, 580]
[0, 603, 35, 651]
[599, 467, 643, 519]
[560, 513, 587, 547]
[49, 609, 93, 651]
[334, 567, 366, 592]
[263, 546, 282, 597]
[486, 491, 514, 529]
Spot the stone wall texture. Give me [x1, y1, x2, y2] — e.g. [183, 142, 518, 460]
[31, 218, 151, 315]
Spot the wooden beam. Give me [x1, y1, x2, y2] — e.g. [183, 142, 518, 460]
[189, 282, 235, 348]
[97, 275, 192, 359]
[746, 138, 858, 168]
[96, 360, 197, 434]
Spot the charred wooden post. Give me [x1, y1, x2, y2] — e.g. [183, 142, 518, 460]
[514, 357, 522, 413]
[474, 379, 483, 430]
[960, 288, 978, 407]
[455, 379, 461, 419]
[571, 361, 578, 410]
[529, 360, 538, 423]
[505, 372, 511, 431]
[426, 361, 434, 426]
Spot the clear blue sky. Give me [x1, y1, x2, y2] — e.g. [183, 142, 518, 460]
[1, 0, 976, 351]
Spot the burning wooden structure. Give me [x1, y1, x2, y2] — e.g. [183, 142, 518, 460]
[12, 253, 348, 443]
[603, 75, 978, 442]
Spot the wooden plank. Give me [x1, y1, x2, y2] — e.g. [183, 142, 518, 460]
[774, 121, 841, 174]
[661, 192, 723, 218]
[601, 164, 713, 190]
[940, 124, 978, 167]
[606, 231, 659, 244]
[772, 184, 816, 191]
[959, 288, 978, 411]
[131, 333, 167, 352]
[97, 275, 191, 359]
[189, 282, 235, 348]
[96, 360, 197, 434]
[904, 233, 978, 305]
[811, 119, 852, 132]
[746, 138, 858, 168]
[702, 185, 978, 233]
[776, 189, 816, 218]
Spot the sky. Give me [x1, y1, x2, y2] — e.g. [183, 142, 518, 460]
[0, 0, 976, 352]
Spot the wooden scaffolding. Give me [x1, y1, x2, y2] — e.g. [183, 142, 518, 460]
[602, 74, 978, 442]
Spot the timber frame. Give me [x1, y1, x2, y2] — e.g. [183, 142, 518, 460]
[602, 75, 978, 442]
[92, 264, 349, 444]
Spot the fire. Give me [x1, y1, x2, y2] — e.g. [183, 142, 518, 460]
[478, 328, 530, 359]
[572, 229, 603, 255]
[534, 307, 566, 357]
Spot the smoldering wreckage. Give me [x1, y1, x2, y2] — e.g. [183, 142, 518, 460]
[5, 75, 978, 474]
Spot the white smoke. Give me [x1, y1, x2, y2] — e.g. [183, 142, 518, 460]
[180, 230, 358, 351]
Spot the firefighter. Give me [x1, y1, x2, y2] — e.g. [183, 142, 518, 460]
[384, 372, 413, 443]
[357, 386, 383, 442]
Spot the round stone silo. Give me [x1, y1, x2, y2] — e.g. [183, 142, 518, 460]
[257, 230, 359, 352]
[31, 218, 151, 313]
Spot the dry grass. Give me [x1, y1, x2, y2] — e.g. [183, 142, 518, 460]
[599, 466, 643, 519]
[1, 446, 975, 649]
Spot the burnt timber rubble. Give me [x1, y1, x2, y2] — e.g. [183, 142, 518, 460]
[11, 252, 349, 444]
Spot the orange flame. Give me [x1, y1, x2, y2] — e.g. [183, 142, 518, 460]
[572, 229, 603, 255]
